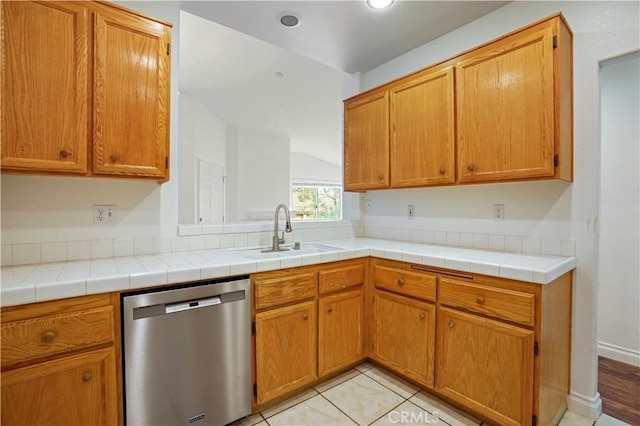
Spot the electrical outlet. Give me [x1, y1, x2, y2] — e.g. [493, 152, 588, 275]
[366, 199, 373, 211]
[94, 205, 117, 225]
[493, 204, 505, 221]
[408, 204, 415, 220]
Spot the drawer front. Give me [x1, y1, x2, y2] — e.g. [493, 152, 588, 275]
[374, 265, 436, 301]
[255, 272, 317, 309]
[1, 306, 115, 367]
[319, 263, 365, 295]
[439, 279, 535, 326]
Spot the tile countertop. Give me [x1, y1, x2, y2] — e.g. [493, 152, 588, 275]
[0, 238, 576, 308]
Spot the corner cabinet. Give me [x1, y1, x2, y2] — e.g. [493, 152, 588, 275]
[1, 294, 119, 426]
[343, 13, 572, 191]
[1, 0, 171, 181]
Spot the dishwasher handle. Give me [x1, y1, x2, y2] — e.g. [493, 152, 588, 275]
[165, 296, 221, 314]
[132, 290, 246, 320]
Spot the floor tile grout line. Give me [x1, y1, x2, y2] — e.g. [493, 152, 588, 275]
[260, 389, 319, 420]
[361, 367, 424, 401]
[365, 399, 409, 426]
[317, 392, 363, 425]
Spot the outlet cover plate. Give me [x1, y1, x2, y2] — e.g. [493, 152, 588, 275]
[94, 205, 117, 225]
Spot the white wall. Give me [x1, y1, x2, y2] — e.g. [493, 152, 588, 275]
[358, 1, 640, 420]
[230, 127, 290, 221]
[1, 1, 181, 245]
[597, 52, 640, 367]
[178, 94, 226, 223]
[290, 152, 341, 183]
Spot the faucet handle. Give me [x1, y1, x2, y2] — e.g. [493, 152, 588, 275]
[278, 231, 286, 244]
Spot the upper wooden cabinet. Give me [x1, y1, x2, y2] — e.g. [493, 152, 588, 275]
[344, 91, 389, 191]
[457, 18, 572, 183]
[0, 0, 172, 181]
[343, 13, 572, 191]
[1, 1, 89, 174]
[390, 66, 455, 188]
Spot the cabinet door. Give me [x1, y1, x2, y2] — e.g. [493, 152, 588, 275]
[436, 307, 534, 426]
[344, 91, 389, 190]
[1, 347, 117, 426]
[255, 301, 317, 405]
[456, 25, 555, 183]
[390, 67, 455, 188]
[1, 1, 88, 173]
[93, 6, 170, 179]
[372, 290, 435, 387]
[318, 288, 364, 377]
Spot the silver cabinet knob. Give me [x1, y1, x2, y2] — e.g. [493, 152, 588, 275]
[476, 297, 485, 305]
[448, 320, 455, 328]
[60, 149, 70, 158]
[327, 306, 333, 313]
[82, 372, 92, 382]
[397, 278, 404, 286]
[419, 313, 425, 320]
[467, 164, 476, 172]
[110, 153, 119, 162]
[302, 314, 309, 320]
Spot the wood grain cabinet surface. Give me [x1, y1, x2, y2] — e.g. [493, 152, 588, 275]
[343, 13, 572, 191]
[252, 259, 366, 409]
[1, 0, 171, 181]
[369, 257, 572, 426]
[1, 294, 119, 426]
[344, 91, 389, 191]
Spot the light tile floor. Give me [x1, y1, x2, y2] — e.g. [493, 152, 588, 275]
[232, 362, 631, 426]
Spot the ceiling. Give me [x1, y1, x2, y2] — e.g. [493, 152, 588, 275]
[180, 1, 509, 74]
[178, 1, 509, 167]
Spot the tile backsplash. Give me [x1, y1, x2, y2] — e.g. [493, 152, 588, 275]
[1, 220, 576, 267]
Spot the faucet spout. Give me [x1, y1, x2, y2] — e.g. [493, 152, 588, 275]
[271, 203, 292, 251]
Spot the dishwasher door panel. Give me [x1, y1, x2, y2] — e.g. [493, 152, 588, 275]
[122, 277, 251, 426]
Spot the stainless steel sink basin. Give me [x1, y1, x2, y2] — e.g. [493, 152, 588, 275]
[228, 243, 341, 259]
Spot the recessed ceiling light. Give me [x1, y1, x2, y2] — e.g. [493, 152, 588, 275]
[278, 13, 301, 28]
[366, 0, 395, 9]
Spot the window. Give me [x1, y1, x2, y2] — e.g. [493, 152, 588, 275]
[291, 183, 341, 221]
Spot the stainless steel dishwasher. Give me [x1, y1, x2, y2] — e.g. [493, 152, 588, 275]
[121, 276, 251, 426]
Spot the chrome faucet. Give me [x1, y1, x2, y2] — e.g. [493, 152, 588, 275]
[264, 203, 292, 252]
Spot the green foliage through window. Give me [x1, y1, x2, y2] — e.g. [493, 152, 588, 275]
[292, 184, 341, 221]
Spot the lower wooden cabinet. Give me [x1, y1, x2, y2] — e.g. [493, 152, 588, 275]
[436, 307, 535, 426]
[0, 294, 119, 426]
[371, 290, 435, 388]
[255, 301, 317, 405]
[1, 347, 118, 426]
[318, 288, 364, 377]
[252, 259, 366, 408]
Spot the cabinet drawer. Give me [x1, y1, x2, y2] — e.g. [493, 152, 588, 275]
[374, 265, 436, 301]
[319, 263, 365, 295]
[1, 306, 115, 367]
[255, 272, 317, 309]
[439, 279, 535, 326]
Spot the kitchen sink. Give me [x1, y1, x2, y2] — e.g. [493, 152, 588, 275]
[228, 243, 341, 259]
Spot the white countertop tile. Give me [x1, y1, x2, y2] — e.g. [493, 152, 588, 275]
[0, 238, 576, 307]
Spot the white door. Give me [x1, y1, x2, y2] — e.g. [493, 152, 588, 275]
[198, 159, 225, 223]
